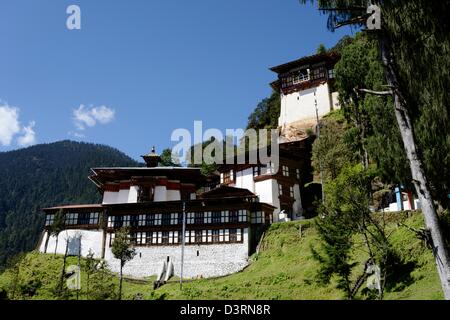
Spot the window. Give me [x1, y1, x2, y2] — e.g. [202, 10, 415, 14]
[65, 213, 78, 226]
[195, 230, 203, 243]
[204, 212, 212, 224]
[171, 213, 179, 225]
[290, 186, 295, 198]
[238, 210, 248, 222]
[162, 213, 171, 226]
[229, 210, 239, 223]
[146, 232, 153, 244]
[162, 231, 170, 245]
[296, 169, 301, 180]
[229, 229, 240, 242]
[146, 214, 154, 226]
[236, 229, 242, 242]
[212, 229, 220, 243]
[130, 215, 139, 227]
[154, 214, 162, 226]
[135, 232, 146, 245]
[278, 184, 283, 196]
[251, 212, 263, 224]
[282, 165, 289, 177]
[45, 214, 55, 226]
[328, 69, 335, 79]
[253, 166, 260, 177]
[187, 213, 195, 224]
[221, 211, 229, 223]
[212, 211, 221, 224]
[194, 212, 203, 224]
[78, 213, 90, 225]
[138, 214, 146, 226]
[310, 66, 326, 81]
[89, 212, 99, 225]
[122, 215, 131, 227]
[223, 170, 234, 184]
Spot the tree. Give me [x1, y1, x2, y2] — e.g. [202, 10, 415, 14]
[48, 209, 65, 255]
[84, 249, 98, 299]
[247, 91, 280, 130]
[316, 43, 327, 54]
[299, 0, 450, 299]
[160, 148, 181, 167]
[111, 228, 136, 300]
[312, 164, 394, 299]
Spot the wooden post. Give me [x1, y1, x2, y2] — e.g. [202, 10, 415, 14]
[180, 202, 186, 290]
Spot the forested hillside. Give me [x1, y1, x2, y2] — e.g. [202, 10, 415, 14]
[0, 141, 139, 267]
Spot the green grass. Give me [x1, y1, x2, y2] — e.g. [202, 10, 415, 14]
[0, 212, 443, 300]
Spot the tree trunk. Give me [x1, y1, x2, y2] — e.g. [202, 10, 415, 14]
[54, 235, 59, 255]
[59, 238, 69, 295]
[44, 232, 50, 254]
[379, 32, 450, 299]
[118, 263, 123, 301]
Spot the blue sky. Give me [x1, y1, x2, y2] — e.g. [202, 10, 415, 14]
[0, 0, 353, 161]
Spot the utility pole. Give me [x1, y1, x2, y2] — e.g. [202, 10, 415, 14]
[315, 90, 325, 203]
[180, 201, 186, 290]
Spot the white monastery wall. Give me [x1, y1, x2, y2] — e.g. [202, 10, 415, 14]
[235, 168, 255, 193]
[167, 189, 181, 201]
[104, 228, 250, 279]
[39, 229, 104, 259]
[154, 186, 167, 202]
[278, 82, 333, 127]
[102, 191, 119, 204]
[255, 179, 280, 221]
[128, 186, 139, 203]
[117, 189, 130, 204]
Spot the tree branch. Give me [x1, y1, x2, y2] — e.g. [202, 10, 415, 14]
[357, 88, 393, 96]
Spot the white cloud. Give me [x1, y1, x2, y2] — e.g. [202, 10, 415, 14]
[0, 104, 21, 146]
[18, 121, 37, 147]
[0, 103, 36, 147]
[73, 104, 115, 130]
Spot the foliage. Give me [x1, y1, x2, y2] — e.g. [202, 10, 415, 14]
[316, 44, 327, 54]
[0, 140, 139, 267]
[333, 32, 410, 186]
[160, 148, 181, 167]
[246, 91, 280, 130]
[111, 227, 136, 300]
[312, 164, 397, 299]
[312, 112, 355, 181]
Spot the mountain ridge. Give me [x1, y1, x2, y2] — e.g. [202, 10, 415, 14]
[0, 140, 140, 267]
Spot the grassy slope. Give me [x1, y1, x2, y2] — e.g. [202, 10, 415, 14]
[0, 212, 443, 300]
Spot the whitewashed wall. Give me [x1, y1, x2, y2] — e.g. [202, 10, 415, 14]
[235, 168, 255, 193]
[278, 82, 333, 127]
[103, 191, 119, 204]
[154, 186, 167, 202]
[128, 186, 139, 203]
[255, 179, 280, 222]
[39, 229, 104, 259]
[104, 228, 250, 279]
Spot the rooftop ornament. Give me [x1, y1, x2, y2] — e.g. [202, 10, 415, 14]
[141, 146, 161, 168]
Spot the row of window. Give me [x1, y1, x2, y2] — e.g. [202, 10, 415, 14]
[45, 212, 100, 226]
[280, 67, 334, 89]
[110, 228, 244, 246]
[107, 211, 264, 228]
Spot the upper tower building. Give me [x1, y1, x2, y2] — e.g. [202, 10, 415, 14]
[270, 52, 341, 142]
